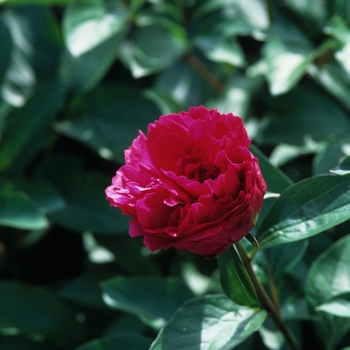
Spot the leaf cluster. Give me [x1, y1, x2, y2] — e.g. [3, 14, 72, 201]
[1, 0, 350, 349]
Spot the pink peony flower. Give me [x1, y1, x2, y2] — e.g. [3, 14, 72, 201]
[106, 106, 266, 258]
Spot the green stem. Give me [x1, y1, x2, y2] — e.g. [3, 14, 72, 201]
[235, 241, 300, 350]
[184, 52, 225, 93]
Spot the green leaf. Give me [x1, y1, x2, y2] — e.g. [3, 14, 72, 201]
[0, 190, 48, 230]
[0, 80, 66, 172]
[0, 0, 69, 4]
[61, 34, 122, 92]
[62, 0, 129, 91]
[155, 60, 213, 108]
[76, 333, 152, 350]
[0, 15, 11, 84]
[144, 88, 183, 115]
[308, 63, 350, 113]
[59, 271, 110, 309]
[63, 0, 130, 57]
[150, 295, 267, 350]
[259, 88, 350, 146]
[232, 0, 270, 31]
[330, 155, 350, 175]
[103, 314, 146, 337]
[283, 0, 327, 28]
[97, 235, 160, 275]
[49, 172, 130, 234]
[194, 34, 245, 66]
[250, 144, 292, 194]
[5, 180, 66, 215]
[192, 1, 253, 39]
[101, 277, 194, 329]
[263, 240, 308, 285]
[313, 137, 350, 175]
[306, 235, 350, 308]
[266, 9, 312, 46]
[256, 175, 350, 249]
[263, 39, 315, 95]
[258, 318, 285, 350]
[218, 246, 259, 308]
[306, 235, 350, 349]
[207, 74, 262, 118]
[269, 142, 319, 168]
[315, 293, 350, 318]
[324, 16, 350, 75]
[325, 15, 350, 46]
[122, 23, 187, 78]
[0, 336, 61, 350]
[0, 281, 85, 345]
[1, 10, 36, 107]
[54, 85, 160, 163]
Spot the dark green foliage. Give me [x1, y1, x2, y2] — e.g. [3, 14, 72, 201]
[1, 1, 350, 349]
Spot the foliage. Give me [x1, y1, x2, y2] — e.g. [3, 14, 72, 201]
[1, 0, 350, 349]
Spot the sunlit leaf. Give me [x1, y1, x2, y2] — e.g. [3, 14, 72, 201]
[63, 0, 130, 57]
[194, 35, 245, 66]
[0, 190, 48, 230]
[232, 0, 270, 31]
[257, 175, 350, 249]
[263, 39, 315, 95]
[122, 23, 187, 78]
[1, 10, 36, 107]
[150, 295, 267, 350]
[315, 293, 350, 318]
[330, 155, 350, 175]
[155, 60, 213, 108]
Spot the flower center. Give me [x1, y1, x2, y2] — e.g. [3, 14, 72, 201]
[189, 162, 220, 183]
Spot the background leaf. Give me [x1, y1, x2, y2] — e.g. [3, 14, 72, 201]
[0, 281, 85, 346]
[55, 85, 160, 163]
[76, 333, 152, 350]
[101, 277, 194, 329]
[0, 190, 48, 230]
[306, 235, 350, 349]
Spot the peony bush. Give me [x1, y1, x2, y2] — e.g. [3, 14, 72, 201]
[1, 1, 350, 350]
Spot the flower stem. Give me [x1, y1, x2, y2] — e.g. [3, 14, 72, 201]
[184, 52, 225, 93]
[235, 241, 301, 350]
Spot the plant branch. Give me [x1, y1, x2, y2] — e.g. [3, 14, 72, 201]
[235, 241, 300, 350]
[184, 52, 225, 93]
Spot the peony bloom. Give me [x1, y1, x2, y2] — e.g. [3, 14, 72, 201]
[106, 106, 266, 258]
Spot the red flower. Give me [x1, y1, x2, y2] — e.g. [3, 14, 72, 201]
[106, 106, 266, 258]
